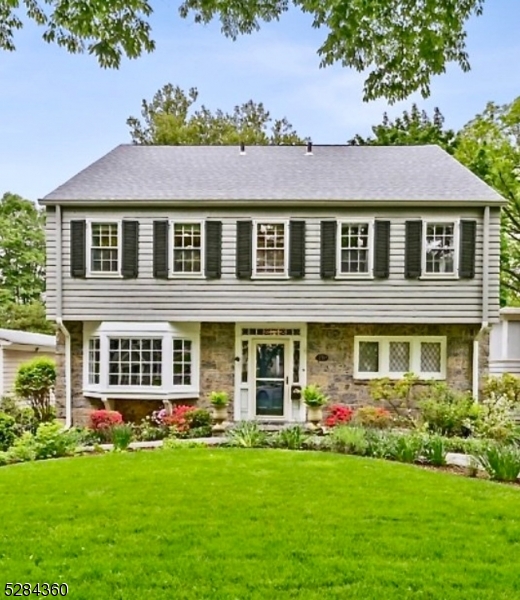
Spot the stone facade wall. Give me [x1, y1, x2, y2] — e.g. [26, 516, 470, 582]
[55, 320, 487, 425]
[199, 322, 236, 419]
[307, 323, 482, 407]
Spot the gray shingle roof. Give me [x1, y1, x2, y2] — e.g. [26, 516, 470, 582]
[0, 328, 56, 348]
[41, 144, 504, 204]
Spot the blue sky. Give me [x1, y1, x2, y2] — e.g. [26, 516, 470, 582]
[1, 0, 519, 202]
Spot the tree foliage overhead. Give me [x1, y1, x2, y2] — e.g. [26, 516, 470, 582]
[127, 84, 305, 145]
[351, 99, 520, 305]
[0, 0, 486, 102]
[0, 193, 46, 305]
[454, 98, 520, 305]
[348, 104, 457, 154]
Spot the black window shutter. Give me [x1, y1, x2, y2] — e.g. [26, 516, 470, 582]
[373, 220, 390, 278]
[205, 221, 222, 279]
[405, 221, 422, 278]
[70, 220, 86, 278]
[460, 220, 477, 278]
[320, 221, 337, 279]
[153, 220, 169, 279]
[289, 220, 305, 278]
[122, 220, 139, 279]
[236, 220, 252, 279]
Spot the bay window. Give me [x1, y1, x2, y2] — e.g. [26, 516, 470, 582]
[83, 322, 200, 398]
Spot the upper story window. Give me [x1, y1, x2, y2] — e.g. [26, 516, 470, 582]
[253, 221, 288, 277]
[88, 221, 121, 275]
[172, 222, 203, 276]
[88, 222, 121, 274]
[337, 221, 373, 276]
[424, 222, 457, 275]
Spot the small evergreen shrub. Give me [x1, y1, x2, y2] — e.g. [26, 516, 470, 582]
[14, 356, 56, 423]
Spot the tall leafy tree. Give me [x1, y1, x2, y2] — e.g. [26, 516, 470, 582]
[0, 193, 46, 305]
[348, 104, 457, 153]
[455, 98, 520, 305]
[0, 0, 485, 102]
[127, 84, 304, 145]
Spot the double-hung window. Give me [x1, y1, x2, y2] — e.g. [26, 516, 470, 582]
[355, 336, 446, 379]
[87, 221, 121, 275]
[423, 221, 458, 276]
[253, 221, 288, 277]
[337, 221, 373, 276]
[171, 221, 204, 276]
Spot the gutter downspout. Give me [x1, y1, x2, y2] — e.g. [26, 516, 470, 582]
[473, 205, 490, 399]
[54, 204, 72, 428]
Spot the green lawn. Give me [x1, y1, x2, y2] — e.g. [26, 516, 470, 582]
[1, 449, 520, 599]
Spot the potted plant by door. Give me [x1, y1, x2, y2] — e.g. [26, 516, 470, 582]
[302, 384, 329, 429]
[210, 391, 230, 434]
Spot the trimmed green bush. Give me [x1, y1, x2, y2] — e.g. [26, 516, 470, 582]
[14, 356, 56, 423]
[0, 412, 17, 451]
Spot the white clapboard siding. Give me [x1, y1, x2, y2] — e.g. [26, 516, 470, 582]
[45, 206, 500, 323]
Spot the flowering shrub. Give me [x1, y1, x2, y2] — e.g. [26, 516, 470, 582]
[89, 410, 123, 441]
[325, 404, 354, 428]
[354, 406, 392, 429]
[163, 405, 194, 434]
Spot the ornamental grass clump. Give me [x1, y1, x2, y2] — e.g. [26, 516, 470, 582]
[111, 424, 134, 451]
[328, 426, 368, 455]
[421, 434, 448, 467]
[227, 421, 267, 448]
[476, 443, 520, 482]
[271, 425, 307, 450]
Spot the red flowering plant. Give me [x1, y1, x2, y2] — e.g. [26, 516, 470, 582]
[324, 404, 354, 428]
[160, 405, 213, 439]
[89, 409, 124, 442]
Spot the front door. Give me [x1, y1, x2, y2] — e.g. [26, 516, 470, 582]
[254, 341, 288, 418]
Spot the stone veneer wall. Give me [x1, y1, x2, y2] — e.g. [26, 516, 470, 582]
[56, 321, 236, 426]
[55, 321, 488, 425]
[307, 323, 484, 406]
[199, 322, 236, 419]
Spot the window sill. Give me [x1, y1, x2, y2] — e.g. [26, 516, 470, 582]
[169, 274, 205, 280]
[419, 274, 459, 281]
[85, 273, 123, 279]
[251, 275, 290, 280]
[353, 374, 445, 381]
[335, 274, 374, 280]
[83, 388, 200, 400]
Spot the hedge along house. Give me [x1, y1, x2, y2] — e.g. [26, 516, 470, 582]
[40, 144, 504, 426]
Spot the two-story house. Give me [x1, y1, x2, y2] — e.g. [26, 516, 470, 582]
[40, 144, 504, 426]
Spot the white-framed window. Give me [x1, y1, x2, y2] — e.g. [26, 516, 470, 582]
[83, 322, 200, 398]
[354, 336, 447, 380]
[87, 220, 121, 275]
[173, 339, 192, 385]
[253, 221, 289, 277]
[423, 221, 458, 276]
[108, 338, 163, 386]
[337, 220, 373, 277]
[171, 221, 204, 276]
[88, 338, 100, 385]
